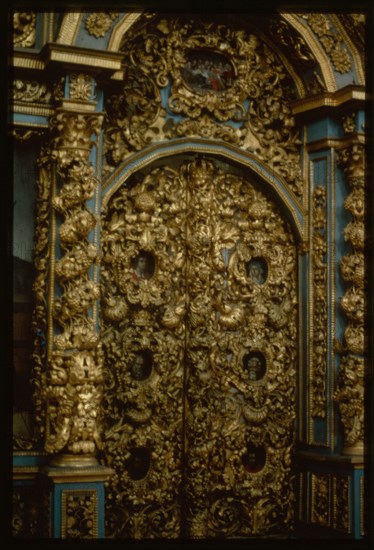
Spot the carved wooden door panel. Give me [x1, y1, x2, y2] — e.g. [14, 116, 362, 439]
[100, 156, 297, 539]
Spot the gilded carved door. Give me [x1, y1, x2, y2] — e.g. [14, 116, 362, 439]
[100, 156, 297, 539]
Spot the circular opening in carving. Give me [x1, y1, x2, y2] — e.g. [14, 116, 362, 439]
[131, 251, 155, 280]
[181, 49, 235, 94]
[246, 257, 268, 285]
[243, 351, 266, 381]
[242, 444, 266, 473]
[125, 447, 151, 480]
[130, 350, 153, 381]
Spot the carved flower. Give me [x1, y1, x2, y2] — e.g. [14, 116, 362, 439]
[319, 35, 334, 53]
[307, 14, 331, 36]
[85, 13, 113, 38]
[331, 46, 352, 73]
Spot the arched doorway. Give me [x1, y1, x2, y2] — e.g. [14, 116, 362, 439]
[99, 153, 298, 538]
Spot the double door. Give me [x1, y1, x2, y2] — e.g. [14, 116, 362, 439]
[100, 155, 297, 538]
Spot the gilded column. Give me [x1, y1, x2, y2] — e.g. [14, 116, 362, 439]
[45, 73, 104, 463]
[37, 74, 111, 538]
[334, 141, 366, 457]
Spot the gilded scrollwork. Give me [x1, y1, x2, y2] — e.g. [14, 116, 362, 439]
[311, 473, 330, 526]
[333, 476, 350, 533]
[13, 12, 36, 48]
[13, 80, 52, 104]
[298, 14, 352, 73]
[334, 355, 365, 450]
[335, 141, 367, 454]
[100, 157, 297, 538]
[103, 15, 303, 197]
[311, 186, 328, 418]
[30, 150, 53, 446]
[61, 490, 98, 538]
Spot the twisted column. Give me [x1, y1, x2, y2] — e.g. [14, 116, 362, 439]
[44, 74, 104, 462]
[334, 142, 367, 456]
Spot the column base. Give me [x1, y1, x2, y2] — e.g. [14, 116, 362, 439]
[49, 453, 99, 468]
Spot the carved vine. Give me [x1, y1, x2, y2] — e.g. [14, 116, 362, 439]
[334, 355, 365, 448]
[100, 157, 297, 538]
[62, 491, 98, 539]
[40, 76, 104, 456]
[104, 15, 303, 197]
[335, 142, 367, 452]
[311, 186, 328, 418]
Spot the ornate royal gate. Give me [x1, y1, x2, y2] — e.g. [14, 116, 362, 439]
[100, 155, 297, 539]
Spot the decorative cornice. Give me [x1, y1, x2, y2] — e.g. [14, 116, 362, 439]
[291, 85, 367, 117]
[12, 103, 54, 118]
[12, 50, 45, 70]
[11, 44, 123, 76]
[306, 134, 365, 153]
[42, 465, 113, 484]
[41, 43, 123, 73]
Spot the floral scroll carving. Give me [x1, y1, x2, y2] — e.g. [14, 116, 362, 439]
[100, 157, 297, 538]
[104, 15, 303, 197]
[311, 186, 328, 418]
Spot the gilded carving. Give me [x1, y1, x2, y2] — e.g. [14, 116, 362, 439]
[337, 148, 366, 341]
[85, 12, 119, 38]
[13, 80, 52, 104]
[69, 74, 94, 101]
[30, 150, 53, 445]
[13, 12, 36, 48]
[311, 185, 328, 418]
[342, 113, 356, 134]
[61, 490, 98, 538]
[39, 76, 104, 456]
[100, 157, 297, 538]
[12, 485, 40, 538]
[334, 355, 365, 449]
[299, 14, 352, 73]
[12, 128, 45, 142]
[335, 141, 367, 454]
[333, 476, 350, 533]
[104, 15, 303, 197]
[311, 473, 330, 526]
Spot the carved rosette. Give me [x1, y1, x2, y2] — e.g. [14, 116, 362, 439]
[100, 157, 297, 538]
[335, 142, 367, 455]
[311, 186, 328, 418]
[104, 15, 303, 197]
[43, 76, 104, 457]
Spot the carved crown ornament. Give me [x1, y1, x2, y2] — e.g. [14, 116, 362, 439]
[104, 15, 304, 197]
